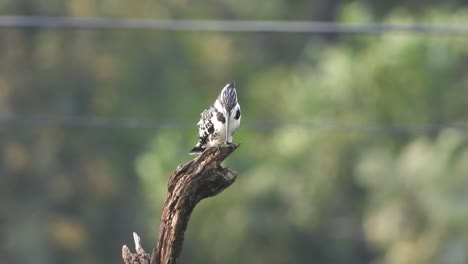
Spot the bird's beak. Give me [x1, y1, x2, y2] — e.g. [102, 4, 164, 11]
[225, 111, 230, 144]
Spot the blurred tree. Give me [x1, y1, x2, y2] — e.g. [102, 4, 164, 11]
[357, 129, 468, 264]
[0, 1, 467, 264]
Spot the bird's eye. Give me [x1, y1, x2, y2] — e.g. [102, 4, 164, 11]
[235, 109, 241, 120]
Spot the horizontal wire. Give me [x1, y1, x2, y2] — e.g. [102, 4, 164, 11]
[0, 116, 186, 129]
[0, 16, 467, 35]
[0, 116, 466, 134]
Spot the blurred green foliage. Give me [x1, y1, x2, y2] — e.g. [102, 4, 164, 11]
[1, 1, 468, 264]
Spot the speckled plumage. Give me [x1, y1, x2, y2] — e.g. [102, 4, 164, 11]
[190, 82, 241, 155]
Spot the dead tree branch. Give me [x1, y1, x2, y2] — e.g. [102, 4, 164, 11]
[122, 233, 150, 264]
[122, 144, 239, 264]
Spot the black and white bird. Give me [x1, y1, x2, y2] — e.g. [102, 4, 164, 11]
[189, 82, 241, 155]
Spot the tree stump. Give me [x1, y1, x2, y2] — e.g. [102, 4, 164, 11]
[122, 145, 239, 264]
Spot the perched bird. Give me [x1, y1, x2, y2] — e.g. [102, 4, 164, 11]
[190, 82, 241, 155]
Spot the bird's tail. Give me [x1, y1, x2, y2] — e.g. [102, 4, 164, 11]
[189, 145, 205, 155]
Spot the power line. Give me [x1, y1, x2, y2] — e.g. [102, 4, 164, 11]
[0, 115, 467, 134]
[0, 16, 468, 35]
[0, 116, 186, 129]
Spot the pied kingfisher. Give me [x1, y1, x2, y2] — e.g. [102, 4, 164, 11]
[189, 82, 241, 155]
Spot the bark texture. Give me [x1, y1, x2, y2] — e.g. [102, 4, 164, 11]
[122, 145, 239, 264]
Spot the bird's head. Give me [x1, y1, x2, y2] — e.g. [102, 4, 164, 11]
[217, 82, 238, 112]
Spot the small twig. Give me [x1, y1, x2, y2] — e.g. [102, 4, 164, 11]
[122, 232, 150, 264]
[134, 232, 145, 255]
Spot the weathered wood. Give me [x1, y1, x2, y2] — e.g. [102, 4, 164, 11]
[122, 233, 150, 264]
[122, 144, 239, 264]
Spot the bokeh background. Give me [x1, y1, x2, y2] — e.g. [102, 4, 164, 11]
[1, 1, 468, 264]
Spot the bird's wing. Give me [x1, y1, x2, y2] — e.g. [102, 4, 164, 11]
[197, 106, 212, 126]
